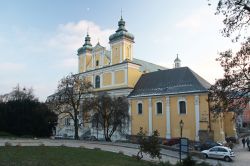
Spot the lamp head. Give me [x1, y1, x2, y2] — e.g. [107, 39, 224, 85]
[180, 120, 184, 128]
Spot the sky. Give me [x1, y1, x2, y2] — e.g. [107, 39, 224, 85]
[0, 0, 244, 101]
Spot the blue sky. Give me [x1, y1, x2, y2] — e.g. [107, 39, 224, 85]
[0, 0, 243, 101]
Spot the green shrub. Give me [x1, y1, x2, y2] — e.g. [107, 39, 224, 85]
[118, 151, 124, 155]
[136, 127, 161, 160]
[0, 131, 15, 137]
[16, 143, 22, 147]
[39, 143, 45, 146]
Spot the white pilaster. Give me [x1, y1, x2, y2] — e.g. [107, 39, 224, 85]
[120, 44, 122, 63]
[112, 71, 115, 85]
[110, 46, 113, 65]
[124, 69, 128, 85]
[100, 73, 103, 88]
[93, 53, 96, 69]
[91, 75, 94, 85]
[148, 97, 153, 135]
[195, 95, 200, 141]
[101, 50, 104, 67]
[166, 96, 171, 139]
[131, 45, 133, 61]
[128, 99, 132, 135]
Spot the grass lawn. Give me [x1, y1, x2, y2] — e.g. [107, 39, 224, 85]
[0, 146, 156, 166]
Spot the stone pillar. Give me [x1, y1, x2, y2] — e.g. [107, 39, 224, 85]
[166, 96, 171, 139]
[195, 95, 200, 141]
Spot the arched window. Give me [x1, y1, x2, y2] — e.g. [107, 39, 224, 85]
[138, 103, 143, 114]
[95, 75, 100, 88]
[96, 60, 99, 66]
[156, 102, 163, 114]
[179, 101, 186, 114]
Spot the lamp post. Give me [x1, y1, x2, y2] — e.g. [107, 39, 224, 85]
[180, 120, 184, 138]
[179, 119, 184, 163]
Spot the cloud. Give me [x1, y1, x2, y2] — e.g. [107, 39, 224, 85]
[58, 58, 78, 69]
[0, 62, 25, 71]
[176, 7, 222, 32]
[0, 20, 116, 101]
[48, 20, 114, 53]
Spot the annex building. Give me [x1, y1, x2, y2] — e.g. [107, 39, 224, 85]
[55, 16, 236, 142]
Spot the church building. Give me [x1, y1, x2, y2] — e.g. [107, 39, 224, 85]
[55, 16, 236, 142]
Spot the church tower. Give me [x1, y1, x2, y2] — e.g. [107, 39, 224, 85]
[109, 16, 134, 65]
[77, 33, 93, 73]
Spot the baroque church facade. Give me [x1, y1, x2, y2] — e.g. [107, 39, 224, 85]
[54, 17, 236, 142]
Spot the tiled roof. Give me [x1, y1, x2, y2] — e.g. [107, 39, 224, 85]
[128, 67, 211, 97]
[133, 58, 167, 72]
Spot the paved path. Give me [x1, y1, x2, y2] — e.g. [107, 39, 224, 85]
[0, 138, 248, 165]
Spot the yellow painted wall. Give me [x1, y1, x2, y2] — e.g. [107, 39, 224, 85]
[86, 76, 92, 84]
[199, 94, 209, 130]
[131, 98, 149, 135]
[152, 97, 166, 137]
[102, 72, 112, 86]
[104, 56, 110, 66]
[95, 54, 101, 68]
[123, 43, 132, 60]
[79, 55, 84, 73]
[128, 67, 142, 87]
[130, 94, 212, 140]
[170, 96, 196, 140]
[211, 113, 225, 141]
[223, 112, 236, 137]
[129, 93, 233, 141]
[86, 54, 93, 70]
[115, 70, 124, 84]
[112, 44, 121, 65]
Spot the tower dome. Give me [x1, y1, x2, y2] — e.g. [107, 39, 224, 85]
[77, 33, 93, 55]
[109, 17, 134, 43]
[174, 54, 181, 68]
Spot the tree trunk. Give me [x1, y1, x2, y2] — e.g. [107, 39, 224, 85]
[74, 111, 79, 140]
[74, 119, 79, 140]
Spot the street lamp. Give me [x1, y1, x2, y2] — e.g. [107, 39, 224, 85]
[179, 119, 184, 163]
[180, 120, 184, 138]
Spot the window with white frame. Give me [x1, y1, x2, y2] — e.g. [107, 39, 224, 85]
[179, 100, 186, 114]
[137, 103, 142, 114]
[65, 118, 70, 126]
[95, 75, 100, 88]
[156, 102, 163, 114]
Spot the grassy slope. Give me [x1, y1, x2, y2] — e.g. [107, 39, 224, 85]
[0, 146, 153, 166]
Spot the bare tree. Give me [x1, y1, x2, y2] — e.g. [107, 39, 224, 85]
[47, 73, 92, 140]
[0, 84, 37, 102]
[209, 38, 250, 115]
[87, 93, 129, 141]
[213, 0, 250, 40]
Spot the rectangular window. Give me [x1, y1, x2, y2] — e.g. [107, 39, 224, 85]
[65, 118, 70, 126]
[179, 101, 186, 114]
[138, 103, 142, 114]
[156, 102, 162, 114]
[96, 60, 99, 66]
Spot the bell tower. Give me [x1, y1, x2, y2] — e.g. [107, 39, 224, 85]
[77, 32, 93, 73]
[109, 16, 134, 65]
